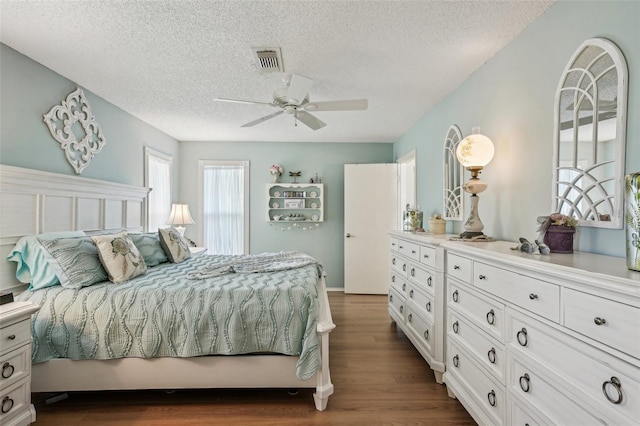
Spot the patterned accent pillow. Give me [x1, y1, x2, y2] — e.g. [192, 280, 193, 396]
[129, 232, 168, 267]
[158, 228, 192, 263]
[91, 231, 148, 283]
[38, 236, 108, 289]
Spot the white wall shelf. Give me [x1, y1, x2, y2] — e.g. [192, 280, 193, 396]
[267, 183, 324, 223]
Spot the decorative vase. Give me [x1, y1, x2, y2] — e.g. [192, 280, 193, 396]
[626, 172, 640, 271]
[543, 225, 576, 254]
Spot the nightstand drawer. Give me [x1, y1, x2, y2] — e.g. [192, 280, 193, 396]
[0, 379, 31, 425]
[447, 253, 472, 284]
[0, 346, 30, 390]
[563, 288, 640, 358]
[0, 319, 30, 354]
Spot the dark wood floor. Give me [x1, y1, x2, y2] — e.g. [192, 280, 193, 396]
[32, 292, 475, 425]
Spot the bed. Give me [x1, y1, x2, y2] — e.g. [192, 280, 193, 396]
[0, 165, 334, 411]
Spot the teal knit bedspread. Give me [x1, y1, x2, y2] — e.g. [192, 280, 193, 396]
[17, 253, 322, 380]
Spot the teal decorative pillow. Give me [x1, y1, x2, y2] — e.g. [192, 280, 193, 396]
[7, 230, 86, 290]
[129, 232, 168, 267]
[158, 228, 192, 263]
[38, 236, 108, 289]
[91, 231, 147, 283]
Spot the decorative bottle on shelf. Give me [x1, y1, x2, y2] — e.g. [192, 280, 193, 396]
[626, 172, 640, 271]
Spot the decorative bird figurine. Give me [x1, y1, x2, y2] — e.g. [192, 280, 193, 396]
[517, 237, 537, 253]
[536, 240, 550, 255]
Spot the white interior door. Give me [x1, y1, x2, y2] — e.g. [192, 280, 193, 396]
[344, 163, 398, 294]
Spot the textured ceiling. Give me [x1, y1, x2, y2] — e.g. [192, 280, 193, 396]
[0, 0, 554, 143]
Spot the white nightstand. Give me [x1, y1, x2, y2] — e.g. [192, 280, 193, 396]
[0, 301, 40, 426]
[189, 247, 207, 256]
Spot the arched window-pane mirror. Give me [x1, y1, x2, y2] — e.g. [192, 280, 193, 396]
[443, 125, 464, 220]
[552, 38, 628, 229]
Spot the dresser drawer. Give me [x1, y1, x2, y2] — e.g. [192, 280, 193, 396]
[419, 245, 436, 268]
[507, 309, 640, 423]
[447, 253, 472, 283]
[508, 356, 624, 426]
[0, 319, 30, 355]
[408, 262, 435, 295]
[389, 237, 399, 252]
[388, 288, 405, 322]
[408, 285, 434, 322]
[390, 254, 408, 276]
[473, 261, 560, 322]
[0, 345, 31, 391]
[449, 281, 506, 342]
[449, 310, 506, 385]
[398, 240, 420, 261]
[390, 272, 407, 296]
[0, 378, 31, 425]
[563, 288, 640, 357]
[406, 307, 434, 356]
[448, 340, 505, 425]
[508, 398, 548, 426]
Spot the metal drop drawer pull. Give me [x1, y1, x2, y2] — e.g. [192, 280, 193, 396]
[1, 396, 13, 414]
[452, 321, 459, 333]
[517, 327, 529, 346]
[487, 348, 496, 364]
[486, 309, 496, 325]
[427, 276, 432, 287]
[409, 289, 414, 298]
[410, 268, 415, 277]
[408, 313, 413, 323]
[602, 377, 623, 404]
[425, 301, 431, 312]
[452, 354, 459, 368]
[452, 290, 459, 302]
[423, 330, 430, 341]
[487, 390, 497, 407]
[2, 362, 14, 379]
[7, 334, 16, 341]
[520, 373, 531, 392]
[594, 317, 607, 326]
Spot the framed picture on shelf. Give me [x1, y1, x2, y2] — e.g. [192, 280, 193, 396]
[284, 199, 305, 209]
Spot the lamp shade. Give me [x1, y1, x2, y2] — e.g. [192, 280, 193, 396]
[456, 132, 495, 169]
[167, 204, 195, 225]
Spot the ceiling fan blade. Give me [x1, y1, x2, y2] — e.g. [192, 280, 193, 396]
[296, 110, 326, 130]
[303, 99, 368, 111]
[286, 74, 314, 105]
[241, 110, 284, 127]
[215, 97, 275, 106]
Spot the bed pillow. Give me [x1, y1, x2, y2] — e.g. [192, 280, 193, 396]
[158, 228, 192, 263]
[91, 231, 147, 283]
[7, 230, 87, 290]
[38, 236, 108, 289]
[129, 232, 168, 267]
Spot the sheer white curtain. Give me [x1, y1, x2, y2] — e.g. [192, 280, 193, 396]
[145, 148, 172, 231]
[202, 162, 248, 255]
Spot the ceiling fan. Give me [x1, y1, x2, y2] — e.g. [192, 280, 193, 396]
[214, 74, 368, 130]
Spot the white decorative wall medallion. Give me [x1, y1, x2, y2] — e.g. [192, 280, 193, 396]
[43, 87, 106, 174]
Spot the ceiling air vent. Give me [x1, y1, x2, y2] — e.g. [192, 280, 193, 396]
[251, 47, 283, 73]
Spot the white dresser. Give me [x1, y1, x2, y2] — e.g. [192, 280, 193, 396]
[0, 301, 40, 426]
[388, 231, 456, 383]
[441, 240, 640, 426]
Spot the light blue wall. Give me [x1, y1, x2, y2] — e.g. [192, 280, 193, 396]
[179, 141, 393, 288]
[0, 44, 180, 191]
[394, 1, 639, 257]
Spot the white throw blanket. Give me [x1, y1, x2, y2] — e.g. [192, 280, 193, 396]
[186, 251, 320, 279]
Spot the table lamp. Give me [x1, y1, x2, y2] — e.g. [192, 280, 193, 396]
[167, 203, 195, 236]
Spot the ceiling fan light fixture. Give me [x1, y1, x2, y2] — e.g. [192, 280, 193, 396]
[305, 103, 318, 111]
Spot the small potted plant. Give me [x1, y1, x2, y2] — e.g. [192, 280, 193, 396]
[537, 213, 578, 253]
[269, 164, 283, 182]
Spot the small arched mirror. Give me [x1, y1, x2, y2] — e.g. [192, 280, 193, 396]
[552, 38, 628, 228]
[443, 125, 464, 220]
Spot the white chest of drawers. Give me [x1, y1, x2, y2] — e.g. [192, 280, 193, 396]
[441, 240, 640, 426]
[388, 231, 456, 383]
[0, 301, 40, 426]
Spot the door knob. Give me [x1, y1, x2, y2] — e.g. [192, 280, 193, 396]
[346, 233, 355, 238]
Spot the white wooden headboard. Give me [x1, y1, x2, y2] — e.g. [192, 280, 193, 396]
[0, 165, 150, 294]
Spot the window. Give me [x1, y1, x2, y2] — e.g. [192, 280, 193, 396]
[144, 148, 172, 231]
[199, 160, 249, 255]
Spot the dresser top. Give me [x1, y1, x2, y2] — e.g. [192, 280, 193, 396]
[389, 230, 459, 245]
[441, 240, 640, 293]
